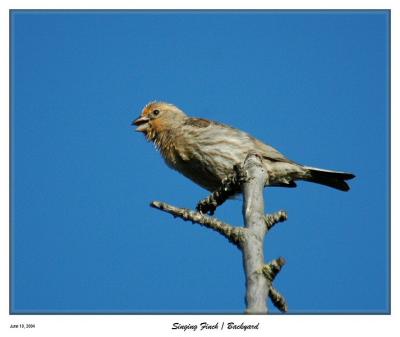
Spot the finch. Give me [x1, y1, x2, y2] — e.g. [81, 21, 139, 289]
[133, 101, 355, 192]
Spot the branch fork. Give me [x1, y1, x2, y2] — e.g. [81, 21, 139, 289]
[150, 154, 288, 313]
[150, 201, 245, 246]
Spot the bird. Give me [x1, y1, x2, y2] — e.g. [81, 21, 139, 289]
[132, 101, 355, 192]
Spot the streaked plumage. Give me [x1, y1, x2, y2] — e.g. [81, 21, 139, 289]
[133, 101, 355, 192]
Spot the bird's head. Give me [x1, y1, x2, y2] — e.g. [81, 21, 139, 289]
[132, 101, 187, 141]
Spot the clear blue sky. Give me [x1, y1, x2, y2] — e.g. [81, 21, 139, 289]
[11, 10, 389, 313]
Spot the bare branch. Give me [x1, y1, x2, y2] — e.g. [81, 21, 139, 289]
[261, 257, 286, 282]
[241, 154, 270, 314]
[264, 210, 288, 230]
[150, 201, 244, 246]
[269, 286, 288, 313]
[150, 153, 290, 314]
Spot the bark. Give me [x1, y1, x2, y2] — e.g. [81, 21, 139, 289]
[241, 154, 269, 313]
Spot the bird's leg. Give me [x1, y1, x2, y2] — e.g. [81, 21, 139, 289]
[196, 164, 247, 215]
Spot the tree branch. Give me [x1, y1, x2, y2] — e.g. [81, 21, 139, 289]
[241, 154, 270, 314]
[261, 257, 286, 282]
[269, 286, 288, 313]
[150, 201, 244, 246]
[264, 210, 288, 231]
[150, 154, 289, 314]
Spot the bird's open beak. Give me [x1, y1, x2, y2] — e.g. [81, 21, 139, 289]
[132, 116, 150, 132]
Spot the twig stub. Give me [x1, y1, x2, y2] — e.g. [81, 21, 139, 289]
[269, 286, 288, 313]
[261, 257, 286, 282]
[264, 210, 288, 230]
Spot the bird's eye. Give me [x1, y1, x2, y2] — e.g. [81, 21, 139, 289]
[153, 109, 160, 116]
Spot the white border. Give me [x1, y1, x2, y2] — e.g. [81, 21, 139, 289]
[1, 1, 397, 336]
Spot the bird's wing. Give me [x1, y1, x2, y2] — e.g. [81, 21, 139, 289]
[184, 118, 294, 164]
[250, 137, 295, 164]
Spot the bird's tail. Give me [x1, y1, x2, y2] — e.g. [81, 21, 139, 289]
[304, 166, 355, 191]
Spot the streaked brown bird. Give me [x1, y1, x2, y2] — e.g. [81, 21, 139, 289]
[133, 101, 355, 192]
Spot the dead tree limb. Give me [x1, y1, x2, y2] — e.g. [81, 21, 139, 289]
[264, 210, 288, 231]
[241, 154, 270, 313]
[150, 201, 245, 246]
[150, 154, 287, 313]
[269, 286, 288, 313]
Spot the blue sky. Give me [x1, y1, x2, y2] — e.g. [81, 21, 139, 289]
[11, 10, 389, 313]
